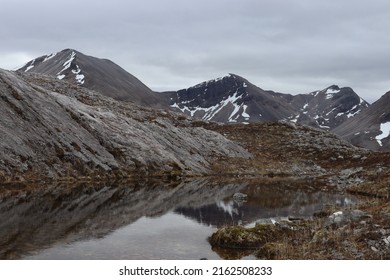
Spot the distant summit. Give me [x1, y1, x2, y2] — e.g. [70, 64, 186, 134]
[166, 74, 369, 130]
[286, 85, 369, 130]
[333, 91, 390, 150]
[17, 49, 162, 106]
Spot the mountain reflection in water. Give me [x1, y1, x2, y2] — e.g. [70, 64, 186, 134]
[0, 178, 358, 259]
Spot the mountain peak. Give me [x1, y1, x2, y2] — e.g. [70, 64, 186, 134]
[327, 85, 340, 91]
[16, 49, 158, 105]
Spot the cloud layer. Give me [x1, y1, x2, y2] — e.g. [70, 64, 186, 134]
[1, 0, 390, 102]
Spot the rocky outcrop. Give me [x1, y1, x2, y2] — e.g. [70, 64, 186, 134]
[0, 69, 250, 182]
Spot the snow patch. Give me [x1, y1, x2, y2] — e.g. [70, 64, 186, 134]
[326, 88, 340, 94]
[43, 52, 57, 62]
[75, 74, 85, 85]
[325, 107, 337, 116]
[375, 122, 390, 146]
[242, 105, 250, 119]
[347, 109, 361, 118]
[25, 65, 34, 72]
[229, 102, 241, 122]
[325, 88, 340, 99]
[71, 65, 85, 85]
[54, 52, 85, 85]
[171, 89, 243, 121]
[193, 74, 231, 89]
[56, 51, 76, 77]
[289, 114, 299, 123]
[24, 59, 35, 72]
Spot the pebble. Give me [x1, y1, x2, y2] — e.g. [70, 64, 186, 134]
[384, 236, 390, 246]
[233, 192, 248, 200]
[371, 246, 379, 252]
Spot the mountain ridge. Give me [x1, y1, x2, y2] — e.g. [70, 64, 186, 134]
[16, 49, 388, 150]
[167, 73, 369, 130]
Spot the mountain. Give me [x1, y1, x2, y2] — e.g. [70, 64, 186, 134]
[166, 74, 369, 130]
[17, 49, 162, 106]
[0, 69, 249, 182]
[167, 74, 297, 123]
[333, 91, 390, 150]
[286, 85, 369, 130]
[17, 51, 369, 131]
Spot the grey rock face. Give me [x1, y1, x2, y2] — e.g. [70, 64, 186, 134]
[0, 69, 250, 181]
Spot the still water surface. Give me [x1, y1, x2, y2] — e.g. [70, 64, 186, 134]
[0, 178, 358, 259]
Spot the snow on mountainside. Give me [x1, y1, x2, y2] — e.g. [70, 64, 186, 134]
[333, 91, 390, 150]
[168, 75, 369, 131]
[170, 74, 253, 123]
[17, 49, 163, 107]
[168, 74, 299, 124]
[285, 85, 369, 130]
[19, 50, 85, 85]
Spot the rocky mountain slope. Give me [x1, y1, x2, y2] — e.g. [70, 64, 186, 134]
[333, 91, 390, 150]
[167, 74, 369, 130]
[0, 69, 250, 182]
[17, 49, 163, 106]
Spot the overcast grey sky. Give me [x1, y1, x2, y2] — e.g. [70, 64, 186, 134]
[1, 0, 390, 102]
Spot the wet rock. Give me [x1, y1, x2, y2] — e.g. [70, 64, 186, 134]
[233, 192, 248, 201]
[340, 168, 363, 179]
[209, 224, 290, 249]
[326, 210, 372, 226]
[328, 167, 365, 190]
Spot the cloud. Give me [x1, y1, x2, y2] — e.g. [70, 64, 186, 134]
[1, 0, 390, 102]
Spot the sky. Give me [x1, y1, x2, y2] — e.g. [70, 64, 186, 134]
[1, 0, 390, 103]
